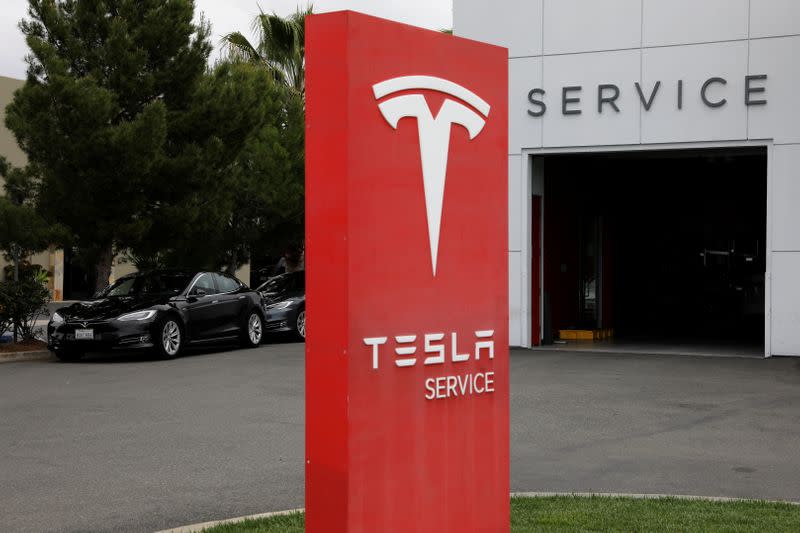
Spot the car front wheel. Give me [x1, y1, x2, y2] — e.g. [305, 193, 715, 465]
[295, 308, 306, 340]
[242, 311, 263, 348]
[156, 318, 183, 359]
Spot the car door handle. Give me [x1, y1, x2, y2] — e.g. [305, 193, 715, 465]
[212, 300, 219, 304]
[238, 295, 246, 300]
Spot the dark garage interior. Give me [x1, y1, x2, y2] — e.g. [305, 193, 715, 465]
[542, 148, 767, 350]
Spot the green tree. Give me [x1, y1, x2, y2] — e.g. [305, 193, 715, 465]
[0, 158, 59, 342]
[0, 158, 58, 282]
[130, 60, 276, 271]
[219, 79, 305, 273]
[222, 5, 311, 96]
[5, 0, 212, 293]
[221, 6, 309, 274]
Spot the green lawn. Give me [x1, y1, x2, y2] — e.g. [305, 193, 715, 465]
[203, 496, 800, 532]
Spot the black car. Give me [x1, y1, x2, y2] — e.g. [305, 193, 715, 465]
[47, 270, 265, 361]
[258, 270, 305, 339]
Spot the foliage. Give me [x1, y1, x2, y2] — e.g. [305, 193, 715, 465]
[220, 5, 310, 271]
[0, 277, 50, 342]
[200, 497, 800, 533]
[128, 61, 276, 271]
[5, 0, 214, 292]
[222, 5, 311, 95]
[218, 79, 305, 272]
[509, 495, 800, 532]
[0, 157, 62, 280]
[2, 261, 47, 283]
[202, 513, 304, 533]
[7, 1, 308, 285]
[0, 197, 52, 270]
[121, 251, 166, 272]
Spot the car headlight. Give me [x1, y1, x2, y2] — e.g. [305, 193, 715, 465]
[117, 310, 157, 321]
[265, 300, 295, 310]
[51, 311, 64, 324]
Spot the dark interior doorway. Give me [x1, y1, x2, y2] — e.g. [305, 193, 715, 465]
[63, 247, 91, 301]
[542, 148, 767, 348]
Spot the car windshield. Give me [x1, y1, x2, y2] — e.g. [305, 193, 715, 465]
[102, 272, 194, 298]
[258, 275, 289, 293]
[258, 271, 304, 293]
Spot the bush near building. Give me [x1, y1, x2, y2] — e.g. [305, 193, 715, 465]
[0, 275, 49, 343]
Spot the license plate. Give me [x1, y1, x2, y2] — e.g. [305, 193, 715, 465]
[75, 329, 94, 340]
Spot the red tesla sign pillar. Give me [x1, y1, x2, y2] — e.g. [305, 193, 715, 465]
[306, 11, 508, 532]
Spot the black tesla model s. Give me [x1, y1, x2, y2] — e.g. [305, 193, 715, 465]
[47, 270, 264, 361]
[257, 270, 306, 340]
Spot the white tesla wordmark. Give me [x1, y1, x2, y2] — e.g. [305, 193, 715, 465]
[373, 75, 491, 276]
[362, 330, 497, 401]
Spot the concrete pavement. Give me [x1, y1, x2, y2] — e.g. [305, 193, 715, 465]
[509, 350, 800, 501]
[1, 344, 799, 532]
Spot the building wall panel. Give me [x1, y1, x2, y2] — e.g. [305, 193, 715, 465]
[641, 41, 749, 144]
[748, 36, 800, 144]
[453, 0, 542, 57]
[770, 145, 800, 252]
[771, 252, 800, 355]
[751, 0, 800, 39]
[642, 0, 749, 47]
[543, 0, 641, 55]
[509, 57, 543, 153]
[542, 50, 641, 147]
[509, 251, 523, 346]
[509, 155, 523, 251]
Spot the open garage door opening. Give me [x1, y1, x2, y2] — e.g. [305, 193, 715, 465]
[539, 148, 767, 356]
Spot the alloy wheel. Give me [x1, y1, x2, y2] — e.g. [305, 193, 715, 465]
[297, 310, 306, 339]
[248, 313, 263, 344]
[162, 320, 181, 356]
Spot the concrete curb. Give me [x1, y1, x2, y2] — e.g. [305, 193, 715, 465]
[0, 350, 54, 364]
[154, 508, 304, 533]
[154, 492, 800, 532]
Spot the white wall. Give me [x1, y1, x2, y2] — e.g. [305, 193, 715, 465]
[508, 154, 531, 347]
[455, 0, 800, 355]
[543, 0, 641, 55]
[641, 41, 749, 144]
[542, 50, 641, 147]
[642, 0, 749, 46]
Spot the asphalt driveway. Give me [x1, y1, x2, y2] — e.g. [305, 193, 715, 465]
[1, 344, 799, 532]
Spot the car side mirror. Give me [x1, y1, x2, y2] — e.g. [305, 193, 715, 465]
[187, 288, 205, 303]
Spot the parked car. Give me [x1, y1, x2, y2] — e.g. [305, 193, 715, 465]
[47, 270, 264, 361]
[257, 270, 305, 340]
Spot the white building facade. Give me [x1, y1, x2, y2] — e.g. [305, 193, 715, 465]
[454, 0, 800, 356]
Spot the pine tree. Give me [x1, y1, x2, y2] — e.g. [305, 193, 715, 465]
[5, 0, 212, 292]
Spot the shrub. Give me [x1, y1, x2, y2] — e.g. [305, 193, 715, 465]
[0, 277, 50, 342]
[2, 261, 47, 282]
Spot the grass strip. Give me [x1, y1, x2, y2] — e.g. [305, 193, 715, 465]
[202, 495, 800, 532]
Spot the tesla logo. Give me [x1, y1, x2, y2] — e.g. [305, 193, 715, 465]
[373, 76, 491, 276]
[363, 330, 497, 401]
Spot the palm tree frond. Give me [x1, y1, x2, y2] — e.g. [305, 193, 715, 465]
[236, 4, 313, 96]
[221, 31, 264, 64]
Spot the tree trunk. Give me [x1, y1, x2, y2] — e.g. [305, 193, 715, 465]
[93, 243, 114, 296]
[12, 247, 20, 282]
[12, 246, 20, 343]
[227, 250, 238, 275]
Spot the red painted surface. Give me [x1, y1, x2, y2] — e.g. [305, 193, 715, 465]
[532, 196, 542, 346]
[306, 11, 509, 533]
